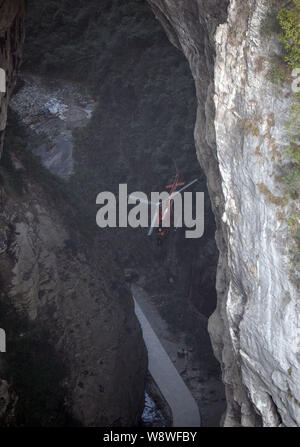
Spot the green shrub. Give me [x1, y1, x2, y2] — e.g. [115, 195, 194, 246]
[283, 93, 300, 201]
[262, 1, 300, 278]
[278, 0, 300, 68]
[286, 99, 300, 137]
[260, 10, 282, 36]
[268, 55, 289, 87]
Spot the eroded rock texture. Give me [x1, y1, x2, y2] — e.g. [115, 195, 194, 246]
[0, 161, 147, 426]
[0, 0, 147, 426]
[148, 0, 299, 427]
[0, 0, 26, 155]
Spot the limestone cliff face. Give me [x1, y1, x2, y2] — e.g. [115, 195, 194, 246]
[0, 0, 147, 426]
[148, 0, 299, 426]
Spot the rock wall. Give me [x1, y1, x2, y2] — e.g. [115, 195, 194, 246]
[0, 159, 147, 425]
[148, 0, 299, 426]
[0, 0, 26, 156]
[0, 0, 147, 426]
[13, 0, 226, 426]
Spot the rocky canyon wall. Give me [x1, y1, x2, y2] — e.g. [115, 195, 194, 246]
[148, 0, 299, 426]
[0, 0, 26, 156]
[0, 0, 147, 426]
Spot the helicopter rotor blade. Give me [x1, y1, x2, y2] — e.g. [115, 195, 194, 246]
[155, 178, 199, 205]
[148, 207, 159, 236]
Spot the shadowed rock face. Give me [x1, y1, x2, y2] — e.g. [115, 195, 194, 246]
[0, 163, 147, 426]
[10, 74, 97, 179]
[0, 0, 26, 156]
[148, 0, 299, 427]
[0, 0, 147, 426]
[10, 0, 226, 426]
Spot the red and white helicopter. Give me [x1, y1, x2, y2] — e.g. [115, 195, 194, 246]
[129, 161, 198, 241]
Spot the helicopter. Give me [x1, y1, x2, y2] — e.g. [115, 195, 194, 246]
[129, 161, 198, 243]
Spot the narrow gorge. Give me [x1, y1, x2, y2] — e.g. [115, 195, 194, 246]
[148, 0, 299, 427]
[0, 0, 299, 429]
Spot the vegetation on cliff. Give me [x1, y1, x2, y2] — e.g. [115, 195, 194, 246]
[262, 0, 300, 280]
[278, 1, 300, 278]
[278, 0, 300, 68]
